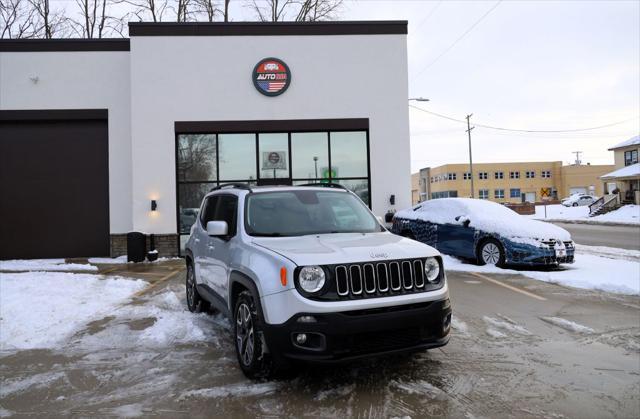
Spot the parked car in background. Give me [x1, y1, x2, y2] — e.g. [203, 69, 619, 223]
[561, 194, 596, 207]
[180, 208, 200, 234]
[392, 198, 574, 267]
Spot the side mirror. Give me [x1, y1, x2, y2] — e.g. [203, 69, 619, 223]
[206, 220, 228, 236]
[455, 216, 471, 227]
[463, 219, 471, 228]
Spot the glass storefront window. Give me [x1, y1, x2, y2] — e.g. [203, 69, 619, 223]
[258, 133, 289, 179]
[177, 134, 217, 181]
[291, 132, 329, 181]
[219, 133, 257, 181]
[330, 131, 368, 178]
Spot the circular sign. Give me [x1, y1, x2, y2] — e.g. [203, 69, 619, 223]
[253, 57, 291, 97]
[268, 152, 281, 164]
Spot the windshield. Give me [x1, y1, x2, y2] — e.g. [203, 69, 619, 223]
[245, 190, 381, 236]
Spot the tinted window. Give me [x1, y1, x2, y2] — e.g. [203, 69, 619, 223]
[330, 131, 368, 177]
[259, 133, 289, 179]
[200, 195, 219, 226]
[216, 195, 238, 236]
[219, 134, 257, 180]
[291, 132, 328, 180]
[177, 134, 217, 181]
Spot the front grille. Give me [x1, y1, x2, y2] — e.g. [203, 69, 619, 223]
[331, 258, 440, 300]
[341, 328, 421, 355]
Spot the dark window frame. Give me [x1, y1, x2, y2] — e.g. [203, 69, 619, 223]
[175, 124, 371, 255]
[624, 149, 638, 166]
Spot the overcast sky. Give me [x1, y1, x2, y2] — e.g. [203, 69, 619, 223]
[339, 0, 640, 171]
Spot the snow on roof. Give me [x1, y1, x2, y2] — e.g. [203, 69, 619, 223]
[601, 162, 640, 179]
[609, 135, 640, 150]
[397, 198, 571, 241]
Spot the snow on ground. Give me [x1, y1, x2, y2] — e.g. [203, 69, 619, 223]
[0, 272, 147, 350]
[529, 204, 639, 225]
[540, 317, 595, 334]
[87, 255, 128, 264]
[75, 289, 225, 350]
[442, 246, 640, 295]
[0, 259, 97, 272]
[575, 244, 640, 261]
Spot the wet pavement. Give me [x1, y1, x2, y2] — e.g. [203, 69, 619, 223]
[1, 261, 639, 418]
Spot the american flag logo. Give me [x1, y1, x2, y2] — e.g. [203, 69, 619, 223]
[258, 81, 287, 93]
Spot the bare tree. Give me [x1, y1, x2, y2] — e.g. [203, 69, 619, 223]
[1, 0, 38, 38]
[250, 0, 342, 22]
[119, 0, 170, 22]
[28, 0, 69, 38]
[67, 0, 129, 38]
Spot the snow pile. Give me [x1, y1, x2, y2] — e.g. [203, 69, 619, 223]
[483, 316, 531, 337]
[530, 204, 640, 225]
[595, 205, 640, 224]
[602, 163, 640, 179]
[575, 244, 640, 261]
[0, 259, 98, 272]
[609, 135, 639, 149]
[88, 255, 128, 264]
[0, 272, 147, 350]
[442, 251, 640, 295]
[399, 198, 571, 241]
[540, 317, 594, 334]
[76, 290, 224, 350]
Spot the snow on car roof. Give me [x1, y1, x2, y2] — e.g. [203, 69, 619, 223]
[397, 198, 571, 241]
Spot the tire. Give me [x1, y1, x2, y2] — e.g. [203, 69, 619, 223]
[477, 239, 505, 267]
[572, 202, 578, 207]
[234, 290, 282, 379]
[185, 262, 210, 313]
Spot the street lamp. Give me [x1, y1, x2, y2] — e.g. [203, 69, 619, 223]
[408, 97, 430, 102]
[313, 156, 318, 181]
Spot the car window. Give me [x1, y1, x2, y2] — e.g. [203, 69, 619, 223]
[200, 195, 219, 227]
[215, 195, 238, 236]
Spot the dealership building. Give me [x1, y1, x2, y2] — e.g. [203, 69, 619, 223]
[0, 21, 411, 259]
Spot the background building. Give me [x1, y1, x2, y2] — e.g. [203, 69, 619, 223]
[601, 135, 639, 204]
[0, 21, 411, 259]
[413, 161, 614, 204]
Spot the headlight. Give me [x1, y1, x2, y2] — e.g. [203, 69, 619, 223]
[424, 257, 440, 283]
[298, 266, 326, 293]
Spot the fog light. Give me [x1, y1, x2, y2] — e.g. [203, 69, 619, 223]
[296, 333, 307, 344]
[297, 315, 317, 323]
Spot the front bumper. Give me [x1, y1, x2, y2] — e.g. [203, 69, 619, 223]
[262, 298, 451, 363]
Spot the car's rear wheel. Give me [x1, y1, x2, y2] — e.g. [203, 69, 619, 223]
[234, 290, 283, 379]
[477, 239, 505, 267]
[185, 262, 210, 313]
[572, 202, 578, 207]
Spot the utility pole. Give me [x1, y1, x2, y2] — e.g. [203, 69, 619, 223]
[572, 151, 582, 165]
[466, 114, 475, 198]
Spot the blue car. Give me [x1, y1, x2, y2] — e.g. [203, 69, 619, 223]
[391, 198, 574, 267]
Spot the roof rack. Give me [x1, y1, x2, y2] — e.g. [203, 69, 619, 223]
[210, 183, 253, 192]
[297, 182, 348, 190]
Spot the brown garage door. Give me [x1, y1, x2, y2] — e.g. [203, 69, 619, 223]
[0, 110, 110, 259]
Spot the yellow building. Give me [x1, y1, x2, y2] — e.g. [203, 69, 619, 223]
[414, 161, 614, 204]
[411, 172, 420, 205]
[600, 136, 639, 204]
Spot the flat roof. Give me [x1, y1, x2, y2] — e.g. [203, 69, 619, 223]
[0, 39, 130, 52]
[128, 21, 408, 36]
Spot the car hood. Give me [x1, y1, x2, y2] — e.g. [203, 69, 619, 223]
[252, 232, 439, 266]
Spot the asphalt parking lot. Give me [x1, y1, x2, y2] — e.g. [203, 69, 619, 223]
[1, 263, 639, 418]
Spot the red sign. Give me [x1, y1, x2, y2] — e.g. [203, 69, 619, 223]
[253, 58, 291, 96]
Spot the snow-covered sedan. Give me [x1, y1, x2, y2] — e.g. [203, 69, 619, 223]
[392, 198, 574, 267]
[561, 194, 596, 207]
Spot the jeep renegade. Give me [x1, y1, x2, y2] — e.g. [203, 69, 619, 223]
[184, 183, 451, 378]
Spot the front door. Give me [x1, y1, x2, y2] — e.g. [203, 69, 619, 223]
[257, 133, 291, 186]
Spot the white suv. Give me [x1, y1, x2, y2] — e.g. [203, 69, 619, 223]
[184, 184, 451, 378]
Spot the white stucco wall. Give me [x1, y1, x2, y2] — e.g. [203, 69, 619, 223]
[130, 34, 410, 234]
[0, 51, 132, 234]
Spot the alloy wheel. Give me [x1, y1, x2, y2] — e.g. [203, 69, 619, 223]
[236, 303, 255, 366]
[482, 243, 501, 265]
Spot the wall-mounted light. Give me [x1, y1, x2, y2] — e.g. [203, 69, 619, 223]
[151, 200, 158, 211]
[389, 194, 396, 205]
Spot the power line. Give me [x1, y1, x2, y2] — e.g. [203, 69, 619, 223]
[412, 0, 443, 33]
[412, 0, 502, 79]
[409, 104, 640, 133]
